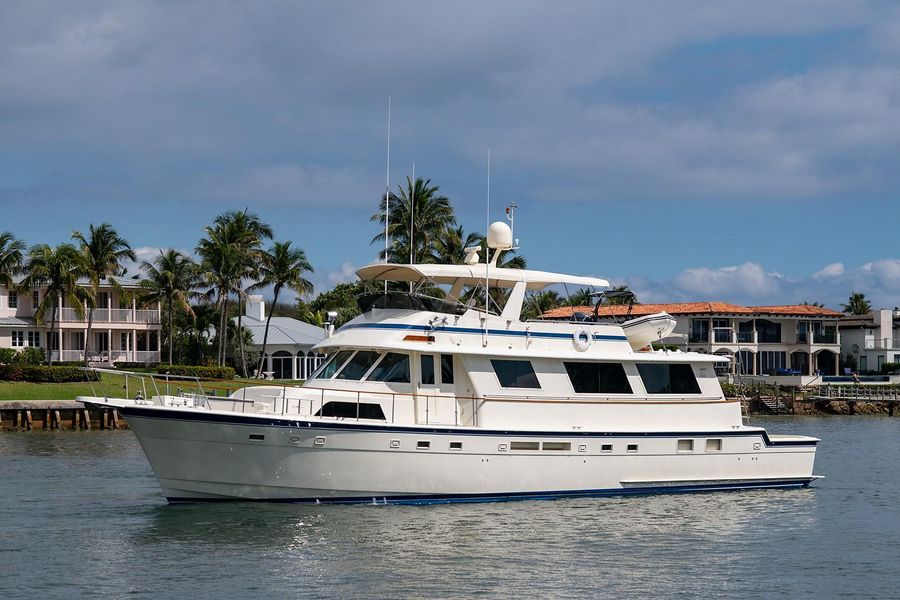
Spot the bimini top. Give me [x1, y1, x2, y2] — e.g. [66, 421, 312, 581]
[356, 263, 609, 291]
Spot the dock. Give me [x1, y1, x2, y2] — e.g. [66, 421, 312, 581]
[0, 401, 127, 431]
[806, 385, 900, 415]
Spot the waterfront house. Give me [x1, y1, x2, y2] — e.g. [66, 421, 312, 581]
[0, 278, 162, 364]
[541, 302, 843, 377]
[232, 295, 325, 379]
[839, 308, 900, 373]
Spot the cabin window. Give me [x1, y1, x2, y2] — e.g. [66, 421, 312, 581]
[677, 439, 694, 452]
[542, 442, 571, 451]
[417, 440, 431, 450]
[637, 363, 701, 394]
[706, 439, 723, 452]
[449, 441, 463, 451]
[441, 354, 455, 384]
[335, 351, 380, 380]
[367, 353, 411, 383]
[491, 359, 541, 389]
[626, 444, 639, 453]
[510, 441, 540, 451]
[601, 444, 613, 453]
[420, 354, 435, 385]
[564, 362, 632, 394]
[311, 350, 353, 380]
[314, 401, 386, 420]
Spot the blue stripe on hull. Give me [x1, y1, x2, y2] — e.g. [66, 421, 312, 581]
[112, 404, 818, 448]
[166, 478, 816, 505]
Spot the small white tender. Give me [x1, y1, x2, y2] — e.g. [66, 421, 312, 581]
[79, 222, 819, 503]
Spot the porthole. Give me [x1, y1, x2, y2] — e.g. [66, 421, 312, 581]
[600, 444, 613, 453]
[677, 439, 694, 452]
[626, 444, 638, 453]
[417, 440, 431, 450]
[449, 441, 463, 451]
[706, 439, 723, 452]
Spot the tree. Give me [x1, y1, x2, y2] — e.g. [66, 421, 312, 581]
[72, 223, 136, 366]
[371, 176, 456, 264]
[841, 291, 872, 315]
[21, 244, 89, 365]
[196, 210, 272, 367]
[568, 288, 595, 307]
[306, 281, 366, 328]
[252, 241, 313, 377]
[801, 300, 825, 308]
[429, 225, 481, 265]
[521, 290, 563, 321]
[0, 232, 25, 288]
[141, 249, 198, 365]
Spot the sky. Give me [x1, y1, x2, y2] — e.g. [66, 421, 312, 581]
[3, 1, 900, 309]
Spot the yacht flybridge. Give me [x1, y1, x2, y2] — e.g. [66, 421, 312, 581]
[79, 221, 820, 503]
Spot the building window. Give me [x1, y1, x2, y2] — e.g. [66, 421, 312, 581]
[8, 291, 17, 309]
[71, 331, 85, 352]
[737, 321, 754, 343]
[756, 319, 782, 344]
[27, 331, 40, 347]
[491, 359, 541, 389]
[564, 362, 632, 394]
[637, 363, 701, 394]
[11, 330, 24, 347]
[689, 319, 709, 343]
[712, 319, 731, 343]
[32, 290, 39, 308]
[737, 350, 753, 375]
[120, 332, 130, 351]
[758, 351, 787, 375]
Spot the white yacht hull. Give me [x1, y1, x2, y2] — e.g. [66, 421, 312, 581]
[108, 402, 818, 504]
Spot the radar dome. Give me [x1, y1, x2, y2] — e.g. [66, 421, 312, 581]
[487, 221, 513, 250]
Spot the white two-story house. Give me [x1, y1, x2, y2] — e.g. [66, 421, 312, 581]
[839, 308, 900, 373]
[542, 302, 843, 377]
[0, 277, 162, 364]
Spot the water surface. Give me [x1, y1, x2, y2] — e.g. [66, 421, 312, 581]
[1, 417, 898, 599]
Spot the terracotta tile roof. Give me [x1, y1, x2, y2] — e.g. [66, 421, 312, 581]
[541, 302, 842, 319]
[748, 305, 843, 317]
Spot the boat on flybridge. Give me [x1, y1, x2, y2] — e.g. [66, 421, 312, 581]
[78, 219, 820, 503]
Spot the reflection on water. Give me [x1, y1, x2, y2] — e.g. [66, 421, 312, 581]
[1, 418, 898, 599]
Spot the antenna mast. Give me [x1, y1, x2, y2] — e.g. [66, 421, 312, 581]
[485, 148, 491, 320]
[384, 94, 391, 292]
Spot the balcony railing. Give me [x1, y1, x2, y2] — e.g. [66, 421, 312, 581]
[58, 307, 160, 324]
[813, 331, 838, 344]
[50, 349, 161, 363]
[865, 338, 900, 350]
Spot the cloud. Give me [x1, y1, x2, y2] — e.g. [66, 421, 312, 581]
[620, 258, 900, 310]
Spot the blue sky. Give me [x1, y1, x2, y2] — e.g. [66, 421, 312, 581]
[3, 1, 900, 309]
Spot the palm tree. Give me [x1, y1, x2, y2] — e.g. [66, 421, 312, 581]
[371, 176, 456, 264]
[430, 225, 481, 265]
[21, 244, 89, 365]
[841, 291, 872, 315]
[568, 288, 595, 307]
[252, 241, 313, 377]
[521, 290, 563, 320]
[72, 223, 136, 366]
[801, 301, 826, 308]
[0, 232, 25, 288]
[196, 210, 272, 367]
[141, 249, 198, 365]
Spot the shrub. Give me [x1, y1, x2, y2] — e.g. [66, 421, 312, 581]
[0, 365, 98, 382]
[15, 347, 47, 366]
[881, 362, 900, 374]
[154, 365, 235, 380]
[117, 362, 160, 370]
[0, 348, 17, 365]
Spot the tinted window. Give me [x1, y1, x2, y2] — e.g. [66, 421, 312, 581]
[336, 351, 380, 380]
[564, 362, 632, 394]
[368, 353, 410, 383]
[312, 350, 352, 380]
[421, 354, 435, 385]
[314, 401, 386, 420]
[441, 354, 454, 384]
[491, 359, 540, 389]
[637, 363, 701, 394]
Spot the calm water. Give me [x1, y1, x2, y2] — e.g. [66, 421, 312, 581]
[1, 417, 899, 599]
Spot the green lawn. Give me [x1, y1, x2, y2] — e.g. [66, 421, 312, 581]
[0, 376, 304, 401]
